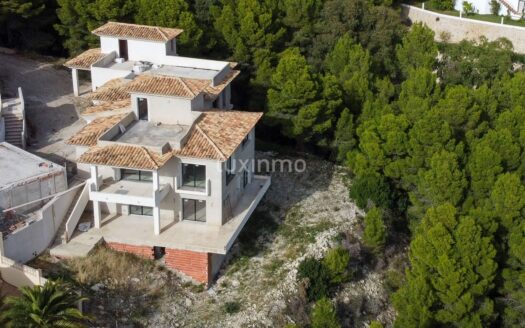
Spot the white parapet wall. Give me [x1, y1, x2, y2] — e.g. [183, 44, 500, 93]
[0, 255, 46, 287]
[401, 4, 525, 53]
[1, 186, 79, 263]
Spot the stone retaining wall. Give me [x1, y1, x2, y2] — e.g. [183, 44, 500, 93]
[401, 4, 525, 53]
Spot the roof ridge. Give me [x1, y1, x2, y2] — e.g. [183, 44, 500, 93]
[155, 26, 169, 41]
[195, 124, 226, 160]
[176, 77, 196, 97]
[140, 146, 160, 169]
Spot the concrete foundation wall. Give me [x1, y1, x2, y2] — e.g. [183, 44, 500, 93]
[2, 187, 77, 263]
[401, 4, 525, 53]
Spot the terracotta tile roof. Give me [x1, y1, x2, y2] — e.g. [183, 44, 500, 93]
[79, 144, 173, 170]
[83, 99, 131, 115]
[64, 48, 105, 70]
[85, 78, 132, 103]
[175, 110, 263, 160]
[127, 74, 198, 98]
[203, 70, 240, 101]
[67, 114, 127, 146]
[92, 22, 183, 42]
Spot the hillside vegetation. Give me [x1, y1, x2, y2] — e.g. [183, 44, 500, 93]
[5, 0, 525, 326]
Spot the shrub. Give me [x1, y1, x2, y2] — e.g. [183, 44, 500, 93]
[323, 247, 351, 283]
[310, 297, 341, 328]
[297, 257, 331, 301]
[429, 0, 455, 10]
[350, 173, 392, 209]
[370, 320, 384, 328]
[223, 301, 241, 314]
[462, 1, 474, 15]
[363, 207, 387, 253]
[384, 269, 405, 294]
[490, 0, 501, 15]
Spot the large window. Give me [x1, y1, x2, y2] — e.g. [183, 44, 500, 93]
[129, 205, 153, 216]
[121, 169, 152, 182]
[182, 199, 206, 222]
[181, 164, 206, 190]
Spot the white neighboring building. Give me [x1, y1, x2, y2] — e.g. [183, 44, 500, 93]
[60, 22, 270, 285]
[455, 0, 525, 18]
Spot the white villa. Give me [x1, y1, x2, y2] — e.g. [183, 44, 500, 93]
[58, 22, 270, 285]
[456, 0, 525, 18]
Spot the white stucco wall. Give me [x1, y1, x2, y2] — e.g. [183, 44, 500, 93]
[130, 93, 196, 125]
[2, 187, 77, 263]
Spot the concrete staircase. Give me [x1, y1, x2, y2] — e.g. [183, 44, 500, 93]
[53, 184, 84, 246]
[2, 106, 24, 148]
[1, 88, 25, 149]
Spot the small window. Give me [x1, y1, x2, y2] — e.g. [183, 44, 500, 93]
[243, 170, 249, 189]
[182, 199, 206, 222]
[226, 157, 235, 185]
[129, 205, 153, 216]
[121, 169, 152, 182]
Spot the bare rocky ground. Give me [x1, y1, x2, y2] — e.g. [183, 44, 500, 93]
[0, 52, 88, 164]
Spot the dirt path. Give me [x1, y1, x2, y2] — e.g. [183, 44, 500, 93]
[0, 53, 88, 163]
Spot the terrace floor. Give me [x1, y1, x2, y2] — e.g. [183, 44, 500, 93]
[50, 176, 271, 257]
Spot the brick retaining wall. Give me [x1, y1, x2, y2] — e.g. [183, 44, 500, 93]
[164, 248, 211, 285]
[106, 242, 154, 260]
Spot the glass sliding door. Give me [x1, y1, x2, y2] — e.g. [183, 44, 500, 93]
[121, 169, 152, 182]
[182, 199, 206, 222]
[129, 205, 153, 216]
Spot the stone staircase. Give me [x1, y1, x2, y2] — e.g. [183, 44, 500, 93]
[499, 0, 520, 15]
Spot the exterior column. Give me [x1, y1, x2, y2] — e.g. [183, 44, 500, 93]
[90, 165, 101, 229]
[72, 68, 80, 96]
[153, 170, 161, 235]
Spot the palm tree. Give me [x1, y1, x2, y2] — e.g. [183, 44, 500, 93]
[0, 280, 90, 328]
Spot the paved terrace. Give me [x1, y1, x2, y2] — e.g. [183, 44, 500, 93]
[50, 176, 271, 257]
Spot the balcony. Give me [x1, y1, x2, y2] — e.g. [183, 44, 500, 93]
[90, 179, 169, 207]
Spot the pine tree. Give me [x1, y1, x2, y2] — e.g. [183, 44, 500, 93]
[393, 204, 497, 327]
[396, 22, 437, 77]
[363, 207, 387, 253]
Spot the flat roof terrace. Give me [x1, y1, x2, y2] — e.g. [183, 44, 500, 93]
[0, 142, 64, 187]
[113, 120, 190, 150]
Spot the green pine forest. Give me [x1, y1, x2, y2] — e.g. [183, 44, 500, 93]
[2, 0, 525, 326]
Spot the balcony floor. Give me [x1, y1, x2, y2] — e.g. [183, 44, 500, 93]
[52, 176, 271, 257]
[99, 180, 153, 198]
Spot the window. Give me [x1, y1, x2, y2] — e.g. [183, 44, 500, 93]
[243, 170, 249, 189]
[181, 164, 206, 190]
[138, 97, 148, 120]
[121, 169, 152, 182]
[182, 199, 206, 222]
[226, 157, 235, 185]
[129, 205, 153, 216]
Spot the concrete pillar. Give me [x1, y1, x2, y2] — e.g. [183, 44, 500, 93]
[93, 201, 101, 229]
[153, 170, 161, 235]
[90, 165, 101, 229]
[72, 68, 80, 96]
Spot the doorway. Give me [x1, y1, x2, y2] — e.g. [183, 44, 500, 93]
[153, 246, 165, 260]
[118, 39, 128, 60]
[138, 97, 148, 120]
